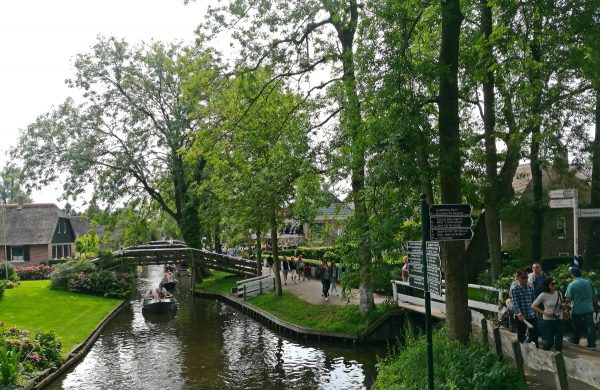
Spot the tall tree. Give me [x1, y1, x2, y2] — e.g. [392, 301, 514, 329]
[438, 0, 469, 342]
[202, 0, 376, 314]
[13, 38, 220, 248]
[185, 69, 319, 293]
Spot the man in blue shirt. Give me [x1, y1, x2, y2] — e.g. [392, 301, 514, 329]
[566, 267, 597, 349]
[511, 268, 539, 346]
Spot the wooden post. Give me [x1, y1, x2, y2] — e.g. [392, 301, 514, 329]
[481, 318, 488, 346]
[243, 284, 247, 300]
[259, 279, 263, 295]
[553, 352, 569, 390]
[392, 281, 398, 302]
[493, 327, 502, 360]
[512, 341, 525, 383]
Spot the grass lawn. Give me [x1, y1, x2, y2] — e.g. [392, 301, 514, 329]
[196, 271, 244, 294]
[249, 291, 393, 334]
[0, 280, 123, 354]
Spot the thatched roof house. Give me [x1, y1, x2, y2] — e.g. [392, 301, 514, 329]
[0, 203, 75, 264]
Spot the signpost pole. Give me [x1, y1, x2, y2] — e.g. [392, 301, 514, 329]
[573, 189, 578, 257]
[420, 193, 434, 390]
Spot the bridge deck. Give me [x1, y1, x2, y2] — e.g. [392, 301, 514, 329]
[92, 243, 257, 277]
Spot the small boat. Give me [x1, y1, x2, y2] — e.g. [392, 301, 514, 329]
[142, 297, 178, 314]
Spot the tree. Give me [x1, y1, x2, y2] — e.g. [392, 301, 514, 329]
[185, 68, 319, 293]
[13, 38, 220, 248]
[202, 0, 377, 315]
[0, 163, 31, 205]
[438, 0, 470, 342]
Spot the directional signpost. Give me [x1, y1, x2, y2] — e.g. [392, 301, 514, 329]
[429, 203, 473, 241]
[579, 208, 600, 218]
[548, 188, 579, 256]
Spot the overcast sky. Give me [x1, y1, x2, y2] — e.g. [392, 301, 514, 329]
[0, 0, 216, 206]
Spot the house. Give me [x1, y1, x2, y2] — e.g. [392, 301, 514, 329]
[0, 203, 76, 265]
[500, 164, 592, 258]
[302, 202, 353, 245]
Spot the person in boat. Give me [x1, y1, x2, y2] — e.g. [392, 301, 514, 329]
[155, 284, 173, 299]
[162, 269, 176, 286]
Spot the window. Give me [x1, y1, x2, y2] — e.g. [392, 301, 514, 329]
[556, 217, 566, 240]
[52, 244, 72, 259]
[11, 246, 24, 261]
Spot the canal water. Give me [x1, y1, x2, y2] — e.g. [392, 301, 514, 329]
[48, 266, 386, 389]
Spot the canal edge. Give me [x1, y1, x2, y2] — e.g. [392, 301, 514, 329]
[27, 299, 131, 390]
[194, 290, 406, 343]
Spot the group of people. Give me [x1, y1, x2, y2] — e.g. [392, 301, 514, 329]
[265, 254, 344, 302]
[144, 266, 177, 300]
[509, 262, 598, 352]
[318, 259, 343, 301]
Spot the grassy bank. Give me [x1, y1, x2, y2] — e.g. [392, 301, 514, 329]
[195, 271, 393, 334]
[196, 271, 244, 294]
[249, 291, 393, 334]
[0, 280, 123, 354]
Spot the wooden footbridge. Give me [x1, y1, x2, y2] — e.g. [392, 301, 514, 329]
[91, 240, 258, 277]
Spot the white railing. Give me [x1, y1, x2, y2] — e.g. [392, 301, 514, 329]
[233, 275, 275, 300]
[391, 279, 504, 314]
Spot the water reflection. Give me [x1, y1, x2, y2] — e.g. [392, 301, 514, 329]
[49, 266, 384, 389]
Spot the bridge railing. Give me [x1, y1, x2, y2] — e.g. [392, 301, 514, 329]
[391, 279, 504, 315]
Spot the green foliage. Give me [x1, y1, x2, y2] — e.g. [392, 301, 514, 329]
[50, 260, 133, 298]
[50, 260, 96, 290]
[374, 327, 528, 390]
[74, 231, 100, 259]
[0, 341, 21, 388]
[0, 261, 19, 282]
[14, 265, 54, 281]
[0, 282, 5, 299]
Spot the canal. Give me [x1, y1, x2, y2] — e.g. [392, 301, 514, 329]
[48, 265, 386, 389]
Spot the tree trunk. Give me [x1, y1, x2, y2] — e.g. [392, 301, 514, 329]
[256, 227, 263, 276]
[528, 28, 544, 263]
[586, 87, 600, 268]
[333, 2, 374, 315]
[271, 212, 282, 296]
[480, 0, 502, 281]
[417, 127, 435, 204]
[439, 0, 469, 342]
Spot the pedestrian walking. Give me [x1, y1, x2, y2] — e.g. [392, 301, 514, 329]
[402, 255, 413, 297]
[297, 256, 305, 281]
[566, 266, 598, 349]
[330, 260, 338, 296]
[320, 259, 331, 302]
[511, 268, 539, 346]
[267, 255, 274, 276]
[531, 277, 564, 352]
[281, 256, 290, 285]
[290, 256, 298, 284]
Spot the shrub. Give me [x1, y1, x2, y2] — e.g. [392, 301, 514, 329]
[375, 326, 527, 390]
[50, 260, 96, 290]
[0, 261, 19, 282]
[0, 342, 21, 388]
[0, 323, 63, 381]
[0, 281, 5, 299]
[14, 265, 54, 280]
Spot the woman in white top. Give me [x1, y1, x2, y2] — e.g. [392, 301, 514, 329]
[531, 277, 564, 352]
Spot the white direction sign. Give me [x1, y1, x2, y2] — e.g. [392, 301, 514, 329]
[548, 198, 575, 209]
[579, 208, 600, 218]
[549, 188, 576, 199]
